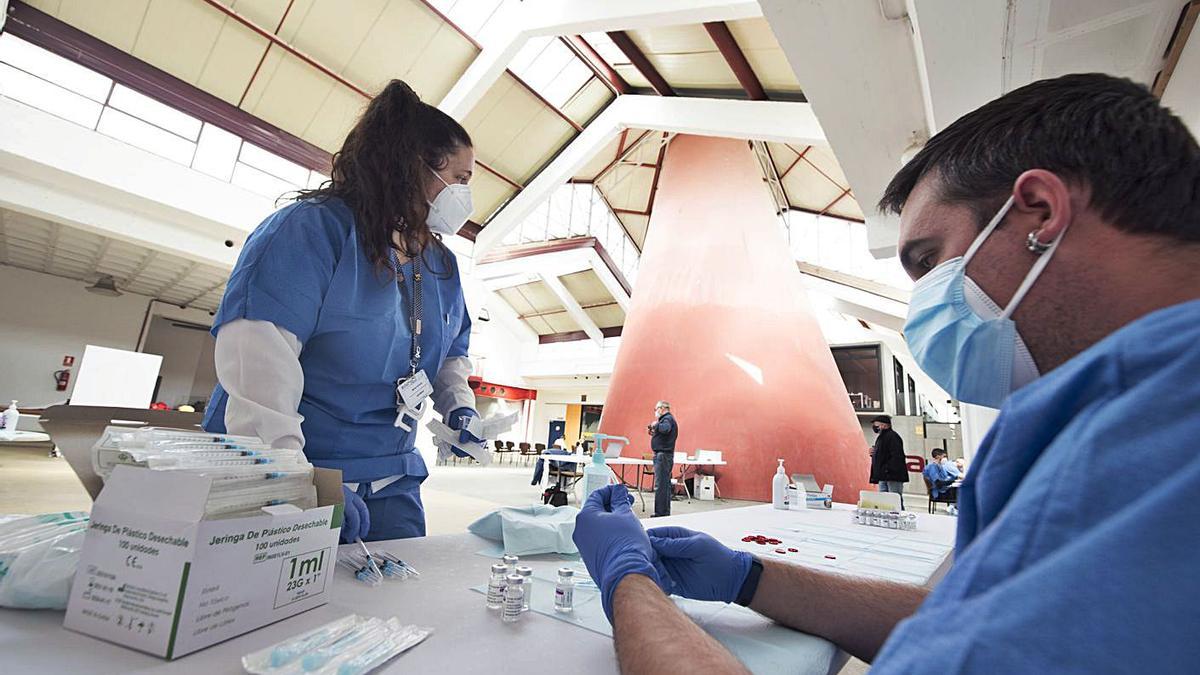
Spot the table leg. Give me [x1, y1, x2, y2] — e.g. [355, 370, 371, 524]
[637, 466, 646, 512]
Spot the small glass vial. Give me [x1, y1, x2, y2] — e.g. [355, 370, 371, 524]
[502, 554, 519, 574]
[554, 568, 575, 614]
[502, 574, 525, 623]
[887, 511, 899, 529]
[486, 563, 508, 610]
[516, 566, 533, 612]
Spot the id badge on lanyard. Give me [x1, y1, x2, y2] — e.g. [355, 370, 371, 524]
[393, 255, 431, 431]
[394, 370, 432, 431]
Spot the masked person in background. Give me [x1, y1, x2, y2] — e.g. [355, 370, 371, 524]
[571, 73, 1200, 673]
[868, 414, 908, 509]
[203, 80, 482, 542]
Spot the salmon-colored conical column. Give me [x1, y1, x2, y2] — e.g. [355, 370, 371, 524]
[599, 135, 871, 503]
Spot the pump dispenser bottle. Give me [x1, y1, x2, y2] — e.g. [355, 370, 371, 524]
[772, 458, 789, 510]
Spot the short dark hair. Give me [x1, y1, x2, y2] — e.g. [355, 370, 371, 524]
[879, 73, 1200, 241]
[871, 415, 891, 425]
[931, 448, 948, 459]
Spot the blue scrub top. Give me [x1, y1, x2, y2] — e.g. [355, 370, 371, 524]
[922, 461, 959, 498]
[202, 197, 471, 486]
[873, 299, 1200, 673]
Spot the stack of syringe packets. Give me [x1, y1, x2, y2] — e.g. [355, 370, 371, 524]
[90, 426, 316, 519]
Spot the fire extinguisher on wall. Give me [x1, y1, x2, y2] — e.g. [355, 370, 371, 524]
[53, 369, 70, 392]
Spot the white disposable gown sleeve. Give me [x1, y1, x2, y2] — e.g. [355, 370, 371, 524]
[214, 318, 306, 451]
[431, 355, 476, 419]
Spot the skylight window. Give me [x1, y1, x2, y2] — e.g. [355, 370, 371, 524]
[0, 61, 102, 127]
[96, 107, 196, 165]
[108, 84, 201, 140]
[0, 33, 110, 102]
[510, 37, 593, 108]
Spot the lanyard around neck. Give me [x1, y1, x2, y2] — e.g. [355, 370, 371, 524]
[394, 251, 423, 377]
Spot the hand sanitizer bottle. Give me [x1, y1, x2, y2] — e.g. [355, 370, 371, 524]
[583, 448, 610, 501]
[1, 401, 18, 438]
[772, 458, 789, 510]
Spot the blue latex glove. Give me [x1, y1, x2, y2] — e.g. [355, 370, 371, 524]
[573, 484, 671, 622]
[647, 526, 753, 604]
[447, 407, 482, 458]
[340, 486, 371, 544]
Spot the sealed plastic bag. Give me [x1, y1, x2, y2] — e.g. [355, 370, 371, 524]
[0, 512, 89, 609]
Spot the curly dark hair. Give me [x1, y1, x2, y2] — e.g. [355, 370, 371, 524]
[297, 79, 473, 270]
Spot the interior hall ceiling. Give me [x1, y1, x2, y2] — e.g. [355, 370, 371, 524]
[493, 268, 623, 337]
[1005, 0, 1187, 91]
[0, 207, 230, 311]
[21, 0, 614, 227]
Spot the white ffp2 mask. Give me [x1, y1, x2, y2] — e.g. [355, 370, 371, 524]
[426, 169, 473, 236]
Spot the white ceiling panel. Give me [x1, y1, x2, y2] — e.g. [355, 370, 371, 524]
[0, 208, 230, 311]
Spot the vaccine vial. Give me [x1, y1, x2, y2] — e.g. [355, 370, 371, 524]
[502, 574, 525, 623]
[502, 554, 519, 574]
[486, 563, 508, 610]
[516, 566, 533, 612]
[554, 568, 575, 614]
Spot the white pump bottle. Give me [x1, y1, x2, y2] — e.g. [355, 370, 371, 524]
[772, 458, 789, 510]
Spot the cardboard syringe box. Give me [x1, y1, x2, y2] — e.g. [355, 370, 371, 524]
[42, 405, 345, 659]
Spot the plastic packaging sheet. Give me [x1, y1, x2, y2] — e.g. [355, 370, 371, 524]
[467, 556, 839, 675]
[466, 506, 581, 556]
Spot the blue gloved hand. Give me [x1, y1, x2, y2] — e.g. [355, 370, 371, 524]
[647, 526, 753, 604]
[448, 407, 482, 458]
[340, 486, 371, 544]
[573, 484, 671, 622]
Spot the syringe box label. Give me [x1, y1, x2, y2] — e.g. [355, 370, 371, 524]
[64, 465, 343, 660]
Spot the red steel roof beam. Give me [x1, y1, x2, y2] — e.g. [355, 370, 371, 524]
[606, 31, 675, 96]
[703, 21, 766, 101]
[563, 35, 630, 95]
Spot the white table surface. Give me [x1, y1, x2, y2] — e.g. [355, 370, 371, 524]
[537, 453, 728, 490]
[0, 504, 956, 675]
[0, 430, 51, 443]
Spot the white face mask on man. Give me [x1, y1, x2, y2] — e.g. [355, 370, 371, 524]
[425, 168, 473, 236]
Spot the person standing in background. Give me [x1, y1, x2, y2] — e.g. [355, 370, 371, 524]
[647, 400, 678, 517]
[869, 415, 908, 509]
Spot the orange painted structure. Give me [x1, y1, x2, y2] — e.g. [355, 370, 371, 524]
[598, 135, 872, 503]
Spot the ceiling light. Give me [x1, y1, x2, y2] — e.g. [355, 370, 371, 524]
[86, 275, 123, 297]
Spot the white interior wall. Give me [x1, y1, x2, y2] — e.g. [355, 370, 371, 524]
[527, 386, 608, 447]
[0, 264, 149, 406]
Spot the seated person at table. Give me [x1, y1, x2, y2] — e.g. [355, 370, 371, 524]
[922, 448, 961, 502]
[531, 439, 570, 486]
[570, 74, 1200, 673]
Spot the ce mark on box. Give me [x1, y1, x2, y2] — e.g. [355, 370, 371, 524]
[274, 548, 331, 609]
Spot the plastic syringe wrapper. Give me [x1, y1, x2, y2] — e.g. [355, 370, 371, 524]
[241, 614, 431, 674]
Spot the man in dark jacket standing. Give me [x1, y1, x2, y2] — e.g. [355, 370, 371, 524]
[647, 400, 678, 517]
[869, 415, 908, 509]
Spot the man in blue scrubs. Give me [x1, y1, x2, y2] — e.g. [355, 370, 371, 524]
[571, 73, 1200, 673]
[922, 448, 960, 504]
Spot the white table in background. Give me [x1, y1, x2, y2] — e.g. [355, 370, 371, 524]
[0, 430, 52, 444]
[0, 503, 955, 675]
[609, 456, 729, 512]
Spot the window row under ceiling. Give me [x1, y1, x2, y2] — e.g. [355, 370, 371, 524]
[0, 33, 328, 201]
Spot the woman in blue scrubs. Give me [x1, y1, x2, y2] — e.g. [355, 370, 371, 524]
[203, 80, 480, 542]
